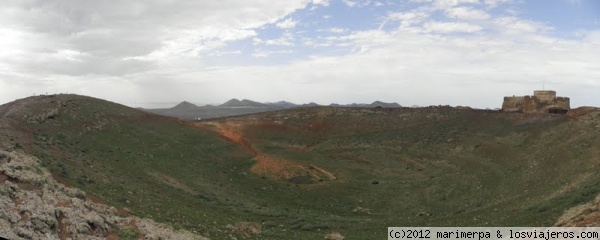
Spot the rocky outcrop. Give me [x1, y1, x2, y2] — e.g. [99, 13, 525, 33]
[556, 194, 600, 227]
[555, 194, 600, 227]
[0, 150, 207, 240]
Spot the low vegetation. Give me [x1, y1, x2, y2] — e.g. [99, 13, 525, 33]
[2, 94, 600, 239]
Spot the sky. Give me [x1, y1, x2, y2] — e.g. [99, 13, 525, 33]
[0, 0, 599, 108]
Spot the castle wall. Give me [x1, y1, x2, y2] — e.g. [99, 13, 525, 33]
[502, 96, 525, 112]
[522, 96, 539, 113]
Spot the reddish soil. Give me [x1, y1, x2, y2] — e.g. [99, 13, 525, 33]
[52, 174, 74, 188]
[106, 234, 120, 240]
[116, 208, 131, 216]
[57, 211, 72, 240]
[192, 121, 336, 181]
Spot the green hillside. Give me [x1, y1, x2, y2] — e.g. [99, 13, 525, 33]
[2, 94, 600, 239]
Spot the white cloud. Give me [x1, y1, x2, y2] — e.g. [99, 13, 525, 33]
[302, 38, 332, 47]
[494, 17, 553, 34]
[252, 49, 293, 58]
[423, 21, 483, 33]
[208, 50, 242, 57]
[52, 49, 88, 62]
[276, 18, 298, 29]
[445, 7, 490, 20]
[342, 0, 359, 7]
[312, 0, 331, 6]
[432, 0, 481, 9]
[583, 31, 600, 44]
[253, 33, 295, 46]
[341, 0, 374, 8]
[484, 0, 512, 8]
[321, 28, 349, 34]
[383, 10, 430, 29]
[0, 0, 310, 77]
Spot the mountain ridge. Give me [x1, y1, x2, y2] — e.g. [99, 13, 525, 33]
[143, 98, 403, 120]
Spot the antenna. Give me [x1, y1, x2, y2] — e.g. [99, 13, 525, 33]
[542, 80, 545, 90]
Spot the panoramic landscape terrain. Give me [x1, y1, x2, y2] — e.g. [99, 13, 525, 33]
[2, 94, 600, 239]
[1, 0, 599, 239]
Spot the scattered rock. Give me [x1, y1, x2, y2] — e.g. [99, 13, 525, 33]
[417, 210, 430, 217]
[352, 207, 372, 215]
[226, 221, 261, 238]
[324, 231, 345, 240]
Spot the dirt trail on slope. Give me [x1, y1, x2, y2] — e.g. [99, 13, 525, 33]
[192, 121, 336, 182]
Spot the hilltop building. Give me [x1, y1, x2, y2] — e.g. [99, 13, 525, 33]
[502, 90, 570, 114]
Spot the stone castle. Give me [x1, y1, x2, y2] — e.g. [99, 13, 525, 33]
[502, 90, 570, 114]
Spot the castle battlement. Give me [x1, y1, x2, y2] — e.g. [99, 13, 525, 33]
[502, 90, 570, 114]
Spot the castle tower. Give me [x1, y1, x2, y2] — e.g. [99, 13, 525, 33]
[533, 90, 556, 102]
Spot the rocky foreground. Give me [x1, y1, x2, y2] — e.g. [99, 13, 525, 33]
[0, 150, 206, 240]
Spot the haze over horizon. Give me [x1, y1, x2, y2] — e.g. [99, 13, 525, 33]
[1, 0, 599, 109]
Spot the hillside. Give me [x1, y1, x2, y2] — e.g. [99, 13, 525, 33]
[0, 150, 205, 239]
[2, 94, 600, 239]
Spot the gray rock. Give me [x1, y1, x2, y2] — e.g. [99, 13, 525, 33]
[0, 150, 208, 240]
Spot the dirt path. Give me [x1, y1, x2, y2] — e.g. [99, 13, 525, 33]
[192, 121, 336, 181]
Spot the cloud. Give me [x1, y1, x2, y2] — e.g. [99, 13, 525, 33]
[383, 10, 430, 29]
[432, 0, 481, 9]
[341, 0, 374, 8]
[208, 50, 242, 57]
[423, 21, 483, 33]
[342, 0, 359, 7]
[0, 0, 311, 78]
[493, 17, 553, 34]
[253, 33, 295, 46]
[320, 28, 349, 34]
[483, 0, 512, 8]
[276, 18, 299, 29]
[312, 0, 331, 6]
[445, 7, 490, 20]
[252, 49, 294, 58]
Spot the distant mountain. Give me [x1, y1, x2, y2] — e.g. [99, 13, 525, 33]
[172, 101, 199, 110]
[142, 99, 400, 120]
[369, 101, 401, 108]
[219, 99, 266, 108]
[328, 101, 401, 108]
[265, 101, 297, 108]
[301, 102, 320, 107]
